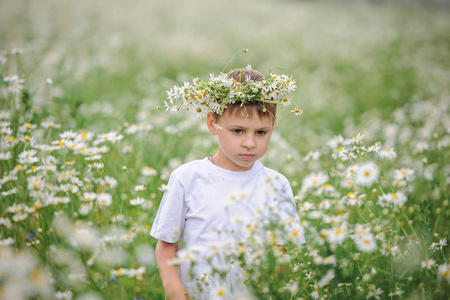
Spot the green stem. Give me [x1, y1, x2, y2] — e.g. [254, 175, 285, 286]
[221, 49, 247, 73]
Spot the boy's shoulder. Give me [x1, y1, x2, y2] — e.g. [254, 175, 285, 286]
[171, 158, 209, 177]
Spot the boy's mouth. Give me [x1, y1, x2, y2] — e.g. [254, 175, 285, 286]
[240, 154, 255, 160]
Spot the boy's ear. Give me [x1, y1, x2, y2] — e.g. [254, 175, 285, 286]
[206, 112, 218, 135]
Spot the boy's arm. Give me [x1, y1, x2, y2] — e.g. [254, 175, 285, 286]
[156, 240, 190, 300]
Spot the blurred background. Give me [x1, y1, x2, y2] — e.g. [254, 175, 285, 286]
[1, 0, 449, 151]
[1, 2, 449, 298]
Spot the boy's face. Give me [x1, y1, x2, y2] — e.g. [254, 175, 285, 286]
[207, 111, 274, 171]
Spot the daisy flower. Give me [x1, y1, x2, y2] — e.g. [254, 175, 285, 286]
[355, 162, 380, 186]
[324, 223, 348, 245]
[350, 133, 364, 144]
[301, 172, 329, 192]
[97, 193, 113, 207]
[392, 168, 415, 181]
[378, 147, 397, 161]
[130, 197, 145, 206]
[141, 166, 157, 176]
[438, 263, 450, 284]
[354, 233, 377, 252]
[291, 108, 303, 116]
[421, 258, 436, 270]
[134, 185, 146, 192]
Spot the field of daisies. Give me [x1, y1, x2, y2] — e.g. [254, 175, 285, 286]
[1, 0, 449, 299]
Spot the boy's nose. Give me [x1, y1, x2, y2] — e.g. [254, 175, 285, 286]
[242, 135, 256, 149]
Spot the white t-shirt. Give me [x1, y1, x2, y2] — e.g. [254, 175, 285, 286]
[150, 157, 303, 298]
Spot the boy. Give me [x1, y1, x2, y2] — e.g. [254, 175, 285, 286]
[150, 68, 303, 299]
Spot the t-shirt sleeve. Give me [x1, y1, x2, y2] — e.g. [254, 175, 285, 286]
[150, 173, 188, 243]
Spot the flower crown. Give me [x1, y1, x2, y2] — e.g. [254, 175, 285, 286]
[163, 65, 302, 118]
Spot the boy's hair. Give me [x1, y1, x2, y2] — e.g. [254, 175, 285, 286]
[211, 68, 277, 121]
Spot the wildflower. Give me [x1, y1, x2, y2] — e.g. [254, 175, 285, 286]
[69, 225, 99, 250]
[367, 287, 383, 299]
[430, 239, 448, 251]
[291, 108, 303, 116]
[134, 185, 146, 192]
[104, 176, 118, 188]
[390, 191, 407, 208]
[79, 203, 93, 215]
[324, 223, 348, 245]
[82, 192, 97, 202]
[3, 74, 20, 82]
[317, 183, 337, 197]
[377, 192, 407, 209]
[438, 263, 450, 284]
[305, 271, 314, 280]
[13, 213, 28, 222]
[343, 191, 366, 206]
[89, 162, 105, 170]
[331, 146, 348, 160]
[6, 203, 23, 214]
[327, 134, 347, 149]
[311, 289, 320, 299]
[55, 290, 73, 300]
[282, 280, 299, 295]
[340, 178, 354, 188]
[18, 122, 37, 132]
[210, 283, 231, 299]
[323, 255, 337, 265]
[355, 162, 380, 186]
[27, 175, 44, 190]
[0, 237, 15, 246]
[168, 158, 182, 169]
[110, 268, 129, 277]
[303, 151, 320, 161]
[338, 283, 353, 287]
[141, 166, 157, 176]
[46, 196, 71, 206]
[421, 258, 436, 270]
[354, 233, 377, 252]
[158, 184, 169, 192]
[378, 147, 397, 161]
[123, 124, 137, 134]
[318, 269, 335, 287]
[350, 133, 364, 144]
[392, 168, 415, 182]
[75, 131, 94, 142]
[299, 201, 315, 212]
[8, 82, 24, 94]
[97, 193, 113, 207]
[344, 164, 358, 178]
[301, 172, 329, 192]
[0, 217, 12, 229]
[1, 187, 17, 196]
[413, 141, 429, 154]
[388, 290, 404, 297]
[0, 151, 12, 160]
[18, 149, 39, 165]
[41, 119, 61, 129]
[128, 266, 146, 280]
[130, 197, 145, 206]
[380, 243, 399, 256]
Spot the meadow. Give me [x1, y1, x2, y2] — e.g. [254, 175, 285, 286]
[0, 0, 449, 299]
